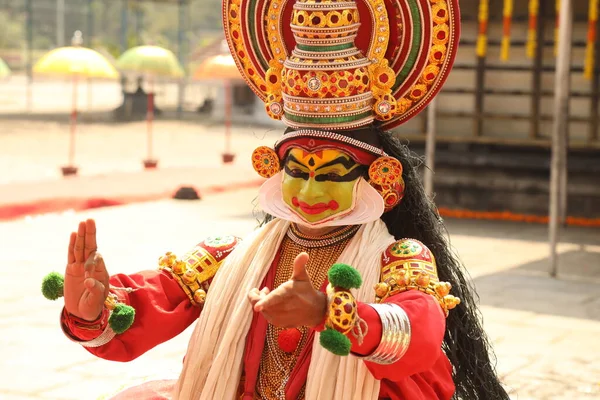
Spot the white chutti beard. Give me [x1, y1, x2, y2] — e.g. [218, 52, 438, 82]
[258, 171, 384, 227]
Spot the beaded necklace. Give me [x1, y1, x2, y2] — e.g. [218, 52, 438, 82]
[255, 224, 360, 399]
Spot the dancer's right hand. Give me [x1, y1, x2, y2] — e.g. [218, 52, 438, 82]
[64, 219, 110, 321]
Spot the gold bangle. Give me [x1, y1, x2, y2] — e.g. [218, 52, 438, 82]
[324, 284, 368, 345]
[325, 287, 358, 335]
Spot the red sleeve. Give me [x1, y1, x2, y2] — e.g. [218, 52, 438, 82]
[61, 269, 200, 362]
[350, 290, 446, 381]
[380, 354, 455, 400]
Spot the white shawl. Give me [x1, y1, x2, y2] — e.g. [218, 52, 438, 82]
[174, 218, 395, 400]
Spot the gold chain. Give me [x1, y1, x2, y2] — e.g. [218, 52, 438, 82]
[255, 225, 357, 399]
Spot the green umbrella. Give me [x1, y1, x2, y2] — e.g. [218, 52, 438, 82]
[116, 45, 184, 78]
[0, 58, 11, 79]
[116, 46, 184, 168]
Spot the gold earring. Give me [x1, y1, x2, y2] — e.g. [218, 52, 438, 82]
[368, 156, 403, 186]
[369, 179, 405, 212]
[251, 146, 281, 178]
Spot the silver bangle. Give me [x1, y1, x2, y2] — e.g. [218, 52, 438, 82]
[357, 303, 411, 365]
[61, 311, 116, 348]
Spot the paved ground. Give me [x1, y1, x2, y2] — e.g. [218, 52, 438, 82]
[451, 220, 600, 400]
[0, 187, 599, 400]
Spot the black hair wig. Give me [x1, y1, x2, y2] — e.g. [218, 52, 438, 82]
[377, 128, 510, 400]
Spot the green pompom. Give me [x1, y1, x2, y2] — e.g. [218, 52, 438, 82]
[319, 327, 351, 356]
[108, 304, 135, 334]
[328, 263, 362, 290]
[42, 272, 65, 300]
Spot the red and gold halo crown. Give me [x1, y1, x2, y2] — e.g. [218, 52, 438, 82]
[223, 0, 460, 131]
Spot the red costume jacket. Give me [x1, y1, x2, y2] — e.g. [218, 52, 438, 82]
[62, 236, 455, 400]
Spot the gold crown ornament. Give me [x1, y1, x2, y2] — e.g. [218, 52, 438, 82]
[225, 0, 460, 212]
[223, 0, 460, 131]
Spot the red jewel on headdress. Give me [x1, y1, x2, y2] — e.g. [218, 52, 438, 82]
[277, 328, 302, 353]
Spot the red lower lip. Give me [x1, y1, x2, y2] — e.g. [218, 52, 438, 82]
[292, 198, 339, 215]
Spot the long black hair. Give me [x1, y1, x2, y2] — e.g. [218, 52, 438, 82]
[378, 129, 510, 400]
[259, 126, 510, 399]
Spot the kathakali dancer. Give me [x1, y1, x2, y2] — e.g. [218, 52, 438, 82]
[42, 0, 511, 399]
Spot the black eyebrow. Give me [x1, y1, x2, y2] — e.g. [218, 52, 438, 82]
[315, 165, 365, 182]
[316, 156, 356, 170]
[286, 154, 308, 167]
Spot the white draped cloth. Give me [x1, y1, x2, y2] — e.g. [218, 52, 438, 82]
[173, 218, 395, 400]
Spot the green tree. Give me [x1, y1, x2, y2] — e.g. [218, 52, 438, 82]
[0, 11, 25, 49]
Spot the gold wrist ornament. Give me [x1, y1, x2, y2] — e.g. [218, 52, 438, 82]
[326, 289, 358, 336]
[320, 263, 367, 356]
[41, 272, 136, 335]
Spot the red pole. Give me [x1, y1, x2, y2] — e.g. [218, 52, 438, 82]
[221, 79, 235, 163]
[225, 79, 231, 153]
[69, 75, 78, 166]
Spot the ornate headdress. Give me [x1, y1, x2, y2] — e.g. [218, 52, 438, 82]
[224, 0, 460, 211]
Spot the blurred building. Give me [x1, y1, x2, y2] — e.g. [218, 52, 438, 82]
[392, 0, 600, 220]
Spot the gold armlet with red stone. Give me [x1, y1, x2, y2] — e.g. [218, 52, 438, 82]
[318, 263, 367, 356]
[375, 239, 460, 317]
[157, 236, 241, 307]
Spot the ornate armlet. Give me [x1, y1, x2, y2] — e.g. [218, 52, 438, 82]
[157, 236, 241, 307]
[158, 252, 208, 307]
[319, 263, 368, 356]
[376, 239, 460, 316]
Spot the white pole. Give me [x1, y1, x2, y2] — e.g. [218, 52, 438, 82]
[549, 0, 573, 277]
[56, 0, 65, 47]
[424, 98, 437, 199]
[559, 147, 568, 225]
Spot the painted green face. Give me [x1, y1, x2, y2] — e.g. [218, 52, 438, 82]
[282, 148, 365, 223]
